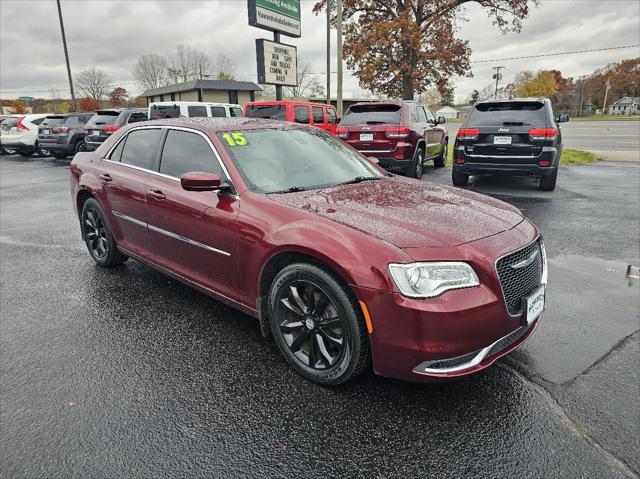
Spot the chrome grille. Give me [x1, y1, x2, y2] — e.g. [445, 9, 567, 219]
[496, 238, 544, 316]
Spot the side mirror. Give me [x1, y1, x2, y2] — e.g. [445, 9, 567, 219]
[180, 172, 222, 191]
[367, 156, 379, 165]
[557, 114, 569, 123]
[437, 116, 446, 124]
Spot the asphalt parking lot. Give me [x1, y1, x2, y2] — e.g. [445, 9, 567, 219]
[1, 154, 638, 478]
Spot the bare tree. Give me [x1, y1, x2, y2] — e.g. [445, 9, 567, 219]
[166, 45, 212, 83]
[75, 67, 112, 101]
[214, 54, 237, 80]
[287, 61, 324, 99]
[133, 54, 168, 91]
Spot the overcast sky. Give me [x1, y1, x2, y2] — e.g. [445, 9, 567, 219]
[1, 0, 639, 102]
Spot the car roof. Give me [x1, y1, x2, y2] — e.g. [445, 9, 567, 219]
[475, 97, 547, 104]
[95, 108, 146, 114]
[348, 100, 413, 109]
[135, 116, 311, 133]
[149, 101, 241, 108]
[245, 100, 334, 108]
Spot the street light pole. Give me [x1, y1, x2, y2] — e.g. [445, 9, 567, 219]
[602, 79, 610, 116]
[56, 0, 76, 112]
[492, 66, 505, 99]
[336, 0, 343, 117]
[578, 75, 587, 117]
[274, 31, 282, 101]
[326, 0, 331, 105]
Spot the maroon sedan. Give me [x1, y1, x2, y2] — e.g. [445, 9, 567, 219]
[70, 117, 547, 385]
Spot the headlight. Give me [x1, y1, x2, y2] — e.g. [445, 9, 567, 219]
[388, 262, 480, 298]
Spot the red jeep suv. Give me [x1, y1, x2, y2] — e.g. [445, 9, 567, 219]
[337, 101, 449, 178]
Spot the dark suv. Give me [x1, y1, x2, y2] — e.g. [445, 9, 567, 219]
[452, 98, 568, 191]
[84, 109, 147, 151]
[38, 113, 94, 159]
[337, 101, 448, 178]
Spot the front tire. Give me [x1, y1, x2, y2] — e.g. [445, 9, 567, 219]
[452, 167, 469, 186]
[434, 141, 448, 168]
[81, 198, 128, 267]
[268, 263, 370, 385]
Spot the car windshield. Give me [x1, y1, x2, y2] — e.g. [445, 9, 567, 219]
[340, 104, 401, 125]
[218, 128, 386, 194]
[467, 102, 546, 126]
[245, 105, 286, 120]
[86, 112, 120, 127]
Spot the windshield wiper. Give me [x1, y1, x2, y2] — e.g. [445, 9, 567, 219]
[269, 186, 307, 194]
[336, 176, 385, 186]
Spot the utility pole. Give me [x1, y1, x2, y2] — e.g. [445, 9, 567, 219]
[602, 79, 610, 115]
[492, 66, 505, 99]
[326, 0, 331, 105]
[336, 0, 343, 117]
[274, 31, 282, 101]
[56, 0, 76, 111]
[578, 75, 587, 117]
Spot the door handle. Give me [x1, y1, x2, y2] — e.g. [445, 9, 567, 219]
[99, 173, 112, 182]
[148, 189, 166, 200]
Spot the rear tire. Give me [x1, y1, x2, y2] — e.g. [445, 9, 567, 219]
[434, 141, 448, 168]
[405, 148, 425, 179]
[452, 167, 469, 186]
[18, 147, 34, 157]
[52, 151, 68, 159]
[1, 146, 18, 155]
[74, 140, 87, 155]
[81, 198, 129, 267]
[539, 168, 558, 191]
[268, 263, 370, 385]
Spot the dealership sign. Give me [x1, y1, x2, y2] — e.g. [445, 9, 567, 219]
[248, 0, 301, 38]
[255, 39, 297, 87]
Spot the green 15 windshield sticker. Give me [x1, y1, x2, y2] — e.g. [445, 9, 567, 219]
[223, 132, 248, 147]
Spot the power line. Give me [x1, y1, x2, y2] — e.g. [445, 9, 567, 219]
[471, 44, 640, 63]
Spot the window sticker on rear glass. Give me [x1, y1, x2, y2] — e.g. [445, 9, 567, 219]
[222, 132, 248, 147]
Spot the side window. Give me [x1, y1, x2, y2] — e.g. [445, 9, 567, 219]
[327, 108, 337, 124]
[294, 106, 310, 124]
[187, 105, 208, 117]
[417, 106, 427, 123]
[109, 137, 126, 162]
[312, 106, 324, 124]
[159, 130, 223, 178]
[230, 107, 243, 117]
[32, 118, 45, 125]
[127, 112, 147, 123]
[424, 107, 436, 123]
[210, 106, 226, 118]
[410, 106, 419, 123]
[120, 129, 162, 170]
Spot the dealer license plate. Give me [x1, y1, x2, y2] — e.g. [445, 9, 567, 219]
[360, 133, 373, 141]
[92, 130, 100, 136]
[524, 285, 545, 325]
[43, 129, 50, 135]
[494, 136, 512, 145]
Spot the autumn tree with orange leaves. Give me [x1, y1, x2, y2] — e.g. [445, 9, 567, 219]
[315, 0, 537, 100]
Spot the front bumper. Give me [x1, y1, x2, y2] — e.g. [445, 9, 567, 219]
[353, 221, 544, 382]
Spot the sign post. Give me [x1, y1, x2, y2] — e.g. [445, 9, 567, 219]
[248, 0, 300, 101]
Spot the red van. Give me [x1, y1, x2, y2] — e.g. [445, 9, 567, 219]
[243, 101, 339, 135]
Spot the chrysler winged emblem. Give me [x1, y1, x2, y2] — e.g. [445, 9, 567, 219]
[510, 249, 540, 269]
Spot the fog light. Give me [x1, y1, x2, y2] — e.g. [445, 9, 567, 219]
[539, 160, 551, 167]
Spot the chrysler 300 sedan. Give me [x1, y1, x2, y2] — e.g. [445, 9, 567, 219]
[70, 117, 547, 385]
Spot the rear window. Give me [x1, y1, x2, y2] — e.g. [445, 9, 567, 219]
[2, 118, 18, 127]
[340, 104, 401, 125]
[245, 105, 286, 120]
[86, 111, 120, 127]
[467, 102, 547, 126]
[149, 105, 180, 120]
[42, 117, 65, 127]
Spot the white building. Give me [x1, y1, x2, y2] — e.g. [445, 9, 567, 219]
[608, 97, 640, 115]
[435, 105, 459, 119]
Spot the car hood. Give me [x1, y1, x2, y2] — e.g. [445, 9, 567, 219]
[269, 176, 524, 248]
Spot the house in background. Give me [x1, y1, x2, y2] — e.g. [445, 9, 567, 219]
[435, 105, 460, 119]
[142, 79, 261, 106]
[608, 97, 640, 115]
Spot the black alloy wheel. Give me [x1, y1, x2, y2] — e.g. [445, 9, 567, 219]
[434, 141, 448, 168]
[81, 198, 128, 267]
[269, 263, 370, 385]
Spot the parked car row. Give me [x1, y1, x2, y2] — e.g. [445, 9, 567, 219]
[3, 96, 567, 190]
